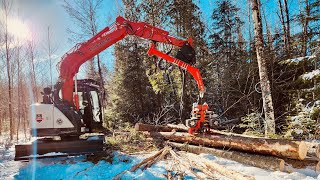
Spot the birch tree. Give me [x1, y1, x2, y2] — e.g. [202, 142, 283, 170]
[250, 0, 276, 136]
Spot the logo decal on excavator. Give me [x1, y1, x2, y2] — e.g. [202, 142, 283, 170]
[36, 114, 43, 123]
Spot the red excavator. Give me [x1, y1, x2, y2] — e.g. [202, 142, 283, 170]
[15, 16, 215, 160]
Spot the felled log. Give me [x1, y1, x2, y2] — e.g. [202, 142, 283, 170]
[285, 158, 320, 173]
[136, 123, 259, 138]
[135, 123, 187, 132]
[167, 141, 285, 171]
[168, 141, 320, 174]
[152, 132, 308, 160]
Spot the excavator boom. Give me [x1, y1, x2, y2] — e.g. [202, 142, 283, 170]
[59, 16, 193, 105]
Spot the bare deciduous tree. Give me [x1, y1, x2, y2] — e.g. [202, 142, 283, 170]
[2, 0, 14, 140]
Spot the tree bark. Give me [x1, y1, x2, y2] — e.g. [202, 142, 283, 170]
[16, 45, 21, 141]
[301, 0, 309, 56]
[3, 0, 14, 140]
[250, 0, 275, 136]
[135, 123, 188, 132]
[278, 0, 289, 52]
[167, 141, 285, 171]
[283, 0, 291, 52]
[154, 131, 307, 160]
[285, 158, 320, 173]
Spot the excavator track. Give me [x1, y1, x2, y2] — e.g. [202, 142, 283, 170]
[15, 136, 104, 161]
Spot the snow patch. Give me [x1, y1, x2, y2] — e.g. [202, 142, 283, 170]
[0, 142, 319, 180]
[301, 69, 320, 80]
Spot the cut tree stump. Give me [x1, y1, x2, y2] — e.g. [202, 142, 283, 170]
[152, 131, 307, 160]
[305, 142, 320, 160]
[167, 141, 285, 171]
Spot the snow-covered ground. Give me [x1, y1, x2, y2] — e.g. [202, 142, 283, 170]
[1, 142, 319, 180]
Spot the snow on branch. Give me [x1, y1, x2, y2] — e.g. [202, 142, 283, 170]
[300, 69, 320, 80]
[280, 55, 316, 65]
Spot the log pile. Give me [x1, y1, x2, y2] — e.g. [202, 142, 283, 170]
[135, 123, 320, 175]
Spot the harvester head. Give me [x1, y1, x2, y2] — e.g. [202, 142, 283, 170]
[186, 103, 217, 134]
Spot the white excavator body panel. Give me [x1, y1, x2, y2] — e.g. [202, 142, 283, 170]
[29, 104, 74, 129]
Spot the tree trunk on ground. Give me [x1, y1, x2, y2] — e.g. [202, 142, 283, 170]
[285, 158, 320, 173]
[251, 0, 275, 136]
[135, 123, 263, 138]
[167, 141, 285, 171]
[135, 123, 188, 132]
[168, 142, 320, 173]
[151, 131, 307, 160]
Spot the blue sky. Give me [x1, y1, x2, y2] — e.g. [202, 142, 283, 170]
[7, 0, 303, 82]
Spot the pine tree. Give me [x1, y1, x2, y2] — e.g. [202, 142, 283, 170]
[140, 0, 181, 123]
[166, 0, 208, 123]
[105, 0, 157, 127]
[209, 0, 250, 119]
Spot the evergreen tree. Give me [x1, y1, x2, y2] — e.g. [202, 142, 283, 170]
[209, 0, 249, 118]
[140, 0, 181, 123]
[166, 0, 208, 123]
[105, 0, 157, 127]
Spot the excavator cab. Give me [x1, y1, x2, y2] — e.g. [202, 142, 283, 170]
[31, 79, 103, 137]
[75, 79, 103, 133]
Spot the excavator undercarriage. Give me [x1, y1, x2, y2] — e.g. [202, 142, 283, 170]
[15, 136, 104, 161]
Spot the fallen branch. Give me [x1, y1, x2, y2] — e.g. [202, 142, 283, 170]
[168, 149, 207, 179]
[185, 152, 255, 180]
[113, 146, 171, 179]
